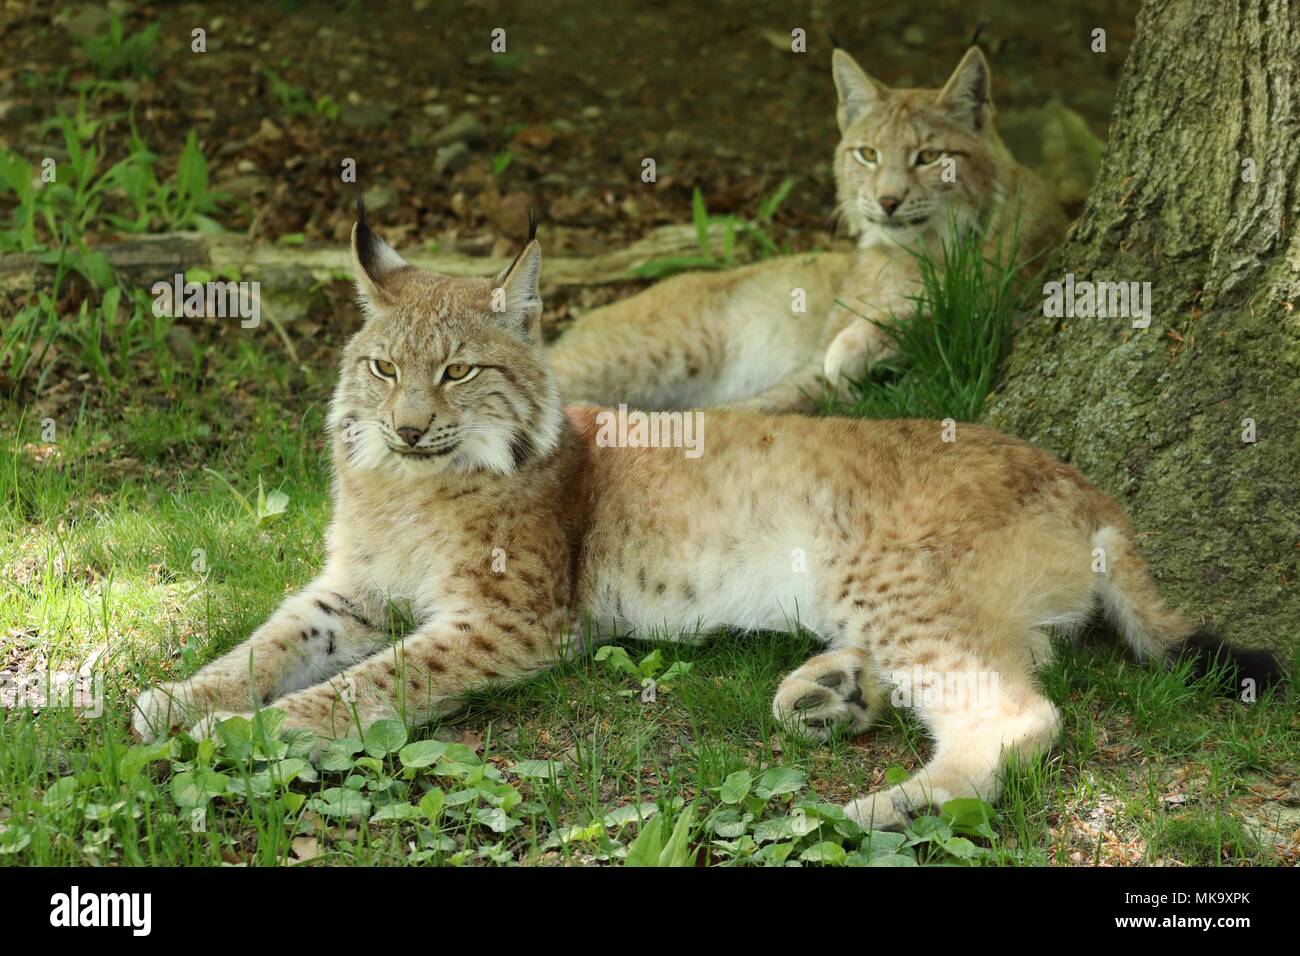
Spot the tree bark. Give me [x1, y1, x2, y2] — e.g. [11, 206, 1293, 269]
[988, 0, 1300, 651]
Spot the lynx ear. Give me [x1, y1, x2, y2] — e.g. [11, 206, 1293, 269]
[832, 49, 886, 133]
[350, 199, 409, 310]
[936, 47, 993, 131]
[492, 212, 542, 338]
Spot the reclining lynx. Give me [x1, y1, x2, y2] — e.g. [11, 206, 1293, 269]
[135, 210, 1278, 831]
[548, 46, 1066, 412]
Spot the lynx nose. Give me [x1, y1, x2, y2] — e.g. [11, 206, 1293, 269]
[396, 426, 424, 447]
[878, 195, 903, 216]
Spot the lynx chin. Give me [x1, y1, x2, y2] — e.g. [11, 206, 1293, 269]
[134, 206, 1282, 832]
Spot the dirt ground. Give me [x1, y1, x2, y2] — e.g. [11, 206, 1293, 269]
[0, 0, 1133, 411]
[1, 0, 1133, 247]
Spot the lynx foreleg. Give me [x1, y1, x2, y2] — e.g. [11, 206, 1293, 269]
[133, 576, 386, 741]
[192, 610, 569, 743]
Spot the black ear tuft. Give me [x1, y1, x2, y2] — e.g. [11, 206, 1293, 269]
[968, 22, 987, 47]
[827, 32, 845, 50]
[354, 198, 381, 276]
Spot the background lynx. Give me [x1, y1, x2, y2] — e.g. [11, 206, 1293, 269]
[134, 214, 1278, 831]
[547, 46, 1067, 412]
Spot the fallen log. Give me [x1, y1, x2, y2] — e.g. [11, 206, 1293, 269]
[0, 222, 741, 295]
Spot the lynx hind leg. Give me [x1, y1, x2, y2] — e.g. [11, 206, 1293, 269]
[772, 647, 886, 740]
[845, 674, 1061, 832]
[133, 584, 384, 742]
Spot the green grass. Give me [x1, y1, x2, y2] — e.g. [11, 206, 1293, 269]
[824, 214, 1024, 422]
[631, 180, 797, 280]
[1, 361, 1294, 865]
[2, 87, 1293, 865]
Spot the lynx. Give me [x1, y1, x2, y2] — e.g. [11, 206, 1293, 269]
[547, 46, 1067, 412]
[134, 210, 1279, 832]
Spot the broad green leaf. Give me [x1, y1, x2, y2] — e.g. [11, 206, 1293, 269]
[859, 830, 908, 855]
[225, 771, 272, 799]
[319, 738, 363, 772]
[603, 802, 658, 828]
[371, 802, 422, 822]
[800, 841, 848, 865]
[709, 809, 750, 839]
[0, 826, 32, 855]
[943, 836, 981, 860]
[624, 816, 665, 867]
[658, 804, 696, 867]
[419, 788, 446, 822]
[171, 768, 229, 807]
[719, 770, 753, 804]
[281, 792, 306, 814]
[118, 741, 172, 780]
[364, 720, 408, 757]
[509, 759, 564, 780]
[309, 787, 371, 819]
[252, 708, 287, 740]
[269, 758, 316, 786]
[755, 766, 806, 799]
[474, 807, 522, 833]
[42, 776, 79, 808]
[399, 739, 450, 769]
[905, 816, 953, 846]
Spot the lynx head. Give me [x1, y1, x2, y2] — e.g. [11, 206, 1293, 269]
[832, 46, 1005, 247]
[328, 204, 562, 479]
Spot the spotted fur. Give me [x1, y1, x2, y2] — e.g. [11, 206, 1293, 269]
[135, 217, 1276, 832]
[548, 46, 1067, 412]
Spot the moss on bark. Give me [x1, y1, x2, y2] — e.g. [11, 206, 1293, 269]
[988, 0, 1300, 652]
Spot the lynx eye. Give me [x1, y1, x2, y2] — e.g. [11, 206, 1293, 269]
[442, 363, 477, 383]
[369, 359, 398, 381]
[916, 149, 943, 166]
[851, 146, 878, 166]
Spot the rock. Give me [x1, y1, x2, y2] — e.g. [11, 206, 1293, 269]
[362, 185, 400, 213]
[430, 112, 486, 147]
[337, 102, 393, 129]
[166, 326, 197, 363]
[512, 126, 557, 151]
[549, 195, 589, 224]
[482, 190, 533, 235]
[434, 142, 473, 174]
[57, 5, 110, 39]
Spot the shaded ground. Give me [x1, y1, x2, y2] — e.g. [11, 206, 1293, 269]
[2, 0, 1130, 419]
[8, 3, 1293, 867]
[4, 0, 1132, 246]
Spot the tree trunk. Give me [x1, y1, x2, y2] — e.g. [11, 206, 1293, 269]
[988, 0, 1300, 652]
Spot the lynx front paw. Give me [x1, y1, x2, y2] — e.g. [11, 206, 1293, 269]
[823, 320, 876, 387]
[843, 790, 914, 832]
[772, 652, 878, 741]
[133, 683, 198, 742]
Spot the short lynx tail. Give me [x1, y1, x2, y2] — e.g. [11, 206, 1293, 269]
[1091, 527, 1285, 693]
